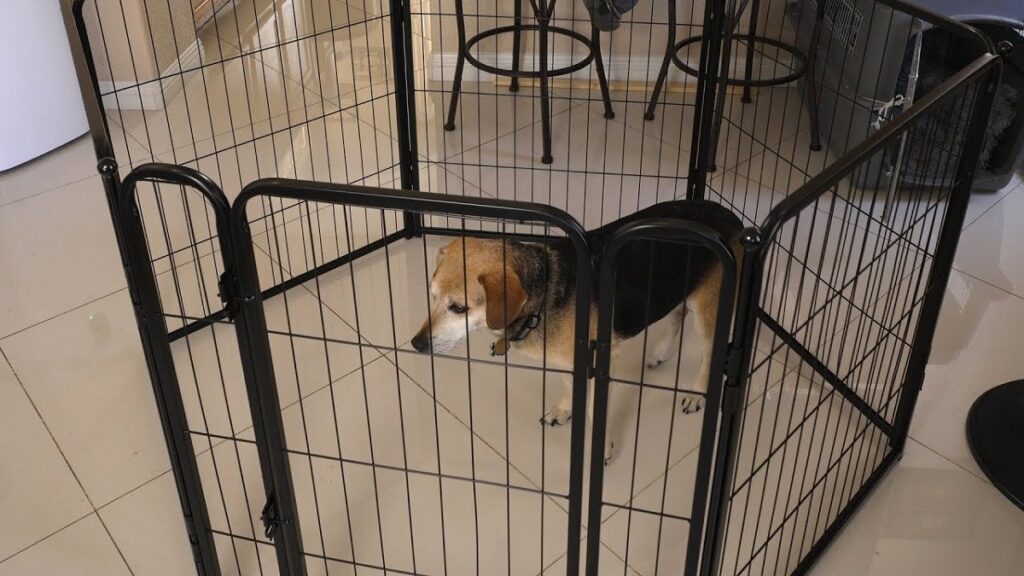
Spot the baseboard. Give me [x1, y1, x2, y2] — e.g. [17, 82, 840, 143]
[429, 51, 787, 91]
[99, 40, 205, 111]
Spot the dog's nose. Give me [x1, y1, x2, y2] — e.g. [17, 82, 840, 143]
[411, 331, 430, 353]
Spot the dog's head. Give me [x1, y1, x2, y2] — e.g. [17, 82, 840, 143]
[411, 238, 529, 354]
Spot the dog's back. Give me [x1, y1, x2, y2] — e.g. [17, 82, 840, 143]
[587, 200, 744, 339]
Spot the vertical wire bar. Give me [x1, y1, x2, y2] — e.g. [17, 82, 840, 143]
[306, 203, 360, 566]
[688, 0, 729, 199]
[107, 167, 222, 576]
[418, 229, 451, 575]
[335, 204, 391, 570]
[389, 0, 424, 239]
[165, 8, 271, 566]
[700, 228, 763, 576]
[154, 184, 251, 573]
[891, 72, 997, 453]
[229, 205, 308, 575]
[619, 245, 661, 576]
[378, 210, 420, 572]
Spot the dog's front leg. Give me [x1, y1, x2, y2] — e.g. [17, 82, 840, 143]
[540, 376, 573, 426]
[540, 375, 618, 465]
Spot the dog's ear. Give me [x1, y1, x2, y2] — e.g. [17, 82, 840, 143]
[478, 268, 527, 330]
[436, 242, 451, 265]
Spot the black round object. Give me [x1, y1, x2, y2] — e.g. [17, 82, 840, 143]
[966, 380, 1024, 510]
[670, 35, 808, 88]
[464, 25, 596, 79]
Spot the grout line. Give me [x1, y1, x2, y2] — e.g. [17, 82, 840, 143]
[0, 285, 128, 342]
[0, 348, 135, 574]
[0, 136, 105, 208]
[0, 172, 101, 210]
[960, 176, 1021, 232]
[95, 469, 175, 513]
[904, 436, 989, 484]
[948, 266, 1024, 304]
[0, 511, 96, 567]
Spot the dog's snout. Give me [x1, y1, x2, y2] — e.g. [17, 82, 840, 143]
[411, 330, 430, 353]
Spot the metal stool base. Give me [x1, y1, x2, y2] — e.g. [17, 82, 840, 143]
[444, 0, 615, 163]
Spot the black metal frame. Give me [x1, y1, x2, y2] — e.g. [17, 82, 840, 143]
[60, 0, 1003, 573]
[703, 48, 1001, 576]
[586, 219, 738, 576]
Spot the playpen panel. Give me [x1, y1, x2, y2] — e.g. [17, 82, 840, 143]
[585, 222, 737, 576]
[711, 53, 998, 576]
[231, 182, 593, 575]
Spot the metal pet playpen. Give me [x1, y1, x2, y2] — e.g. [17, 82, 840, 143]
[61, 0, 1004, 574]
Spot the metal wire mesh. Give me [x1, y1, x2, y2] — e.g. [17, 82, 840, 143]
[66, 0, 999, 574]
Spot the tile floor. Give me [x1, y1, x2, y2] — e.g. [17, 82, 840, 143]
[3, 0, 1024, 574]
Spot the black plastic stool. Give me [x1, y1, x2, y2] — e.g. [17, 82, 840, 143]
[967, 379, 1024, 510]
[444, 0, 616, 164]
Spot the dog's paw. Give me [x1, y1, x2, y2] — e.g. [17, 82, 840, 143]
[603, 441, 619, 466]
[680, 394, 705, 414]
[645, 355, 667, 369]
[540, 406, 572, 426]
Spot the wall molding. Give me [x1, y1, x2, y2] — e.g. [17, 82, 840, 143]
[99, 40, 204, 111]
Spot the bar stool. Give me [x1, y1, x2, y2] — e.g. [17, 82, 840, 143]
[644, 0, 822, 165]
[444, 0, 616, 164]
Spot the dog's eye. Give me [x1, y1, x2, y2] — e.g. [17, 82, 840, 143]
[448, 303, 469, 314]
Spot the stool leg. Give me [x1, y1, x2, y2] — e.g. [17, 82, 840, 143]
[805, 5, 825, 151]
[444, 0, 467, 131]
[510, 0, 523, 92]
[538, 4, 553, 164]
[707, 11, 738, 173]
[741, 0, 760, 103]
[592, 28, 615, 119]
[644, 0, 676, 121]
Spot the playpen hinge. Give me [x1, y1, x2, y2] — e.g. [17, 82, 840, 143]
[588, 339, 610, 380]
[721, 346, 746, 415]
[180, 513, 205, 568]
[260, 492, 291, 541]
[217, 270, 243, 321]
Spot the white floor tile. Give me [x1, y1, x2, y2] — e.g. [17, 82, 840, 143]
[0, 177, 126, 337]
[98, 473, 195, 576]
[910, 269, 1024, 476]
[1, 290, 171, 507]
[415, 84, 576, 162]
[0, 133, 150, 207]
[0, 515, 130, 576]
[955, 180, 1024, 298]
[962, 172, 1021, 230]
[0, 353, 92, 561]
[5, 2, 1023, 572]
[807, 439, 1024, 576]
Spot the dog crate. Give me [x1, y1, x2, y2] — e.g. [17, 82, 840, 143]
[61, 0, 1001, 574]
[787, 0, 1023, 190]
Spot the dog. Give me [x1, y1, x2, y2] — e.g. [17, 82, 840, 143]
[411, 200, 743, 462]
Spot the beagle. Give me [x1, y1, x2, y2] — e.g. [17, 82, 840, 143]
[411, 200, 743, 462]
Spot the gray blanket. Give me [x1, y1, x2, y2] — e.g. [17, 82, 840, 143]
[584, 0, 639, 31]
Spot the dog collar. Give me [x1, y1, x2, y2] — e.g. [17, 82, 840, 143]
[490, 306, 543, 356]
[491, 245, 550, 356]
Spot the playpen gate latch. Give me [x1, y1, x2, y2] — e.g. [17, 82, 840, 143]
[260, 493, 290, 540]
[721, 346, 746, 415]
[588, 339, 610, 380]
[218, 270, 243, 321]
